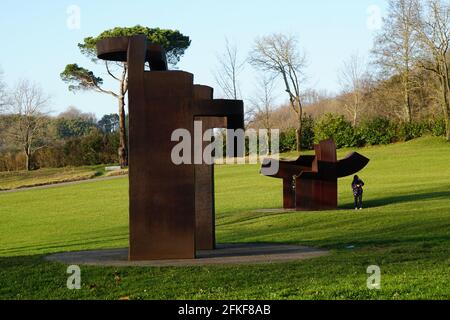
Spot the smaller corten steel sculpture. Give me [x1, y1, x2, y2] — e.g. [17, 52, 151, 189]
[261, 139, 369, 211]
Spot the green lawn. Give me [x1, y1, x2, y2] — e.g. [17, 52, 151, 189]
[0, 136, 449, 300]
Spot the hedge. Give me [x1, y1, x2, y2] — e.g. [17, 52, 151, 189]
[277, 114, 448, 152]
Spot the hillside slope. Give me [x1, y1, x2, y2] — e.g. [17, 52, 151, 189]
[0, 137, 449, 299]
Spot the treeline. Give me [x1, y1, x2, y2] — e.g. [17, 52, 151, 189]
[277, 114, 446, 153]
[245, 0, 450, 149]
[0, 107, 121, 171]
[249, 56, 449, 152]
[1, 0, 449, 171]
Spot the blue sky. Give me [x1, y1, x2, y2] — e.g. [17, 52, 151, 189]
[0, 0, 388, 118]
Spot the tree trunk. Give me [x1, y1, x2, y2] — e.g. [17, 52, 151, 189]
[296, 110, 302, 152]
[444, 65, 450, 141]
[353, 92, 360, 127]
[118, 95, 128, 168]
[444, 116, 450, 141]
[404, 83, 412, 123]
[24, 145, 31, 171]
[25, 153, 30, 171]
[443, 84, 450, 141]
[437, 71, 450, 141]
[401, 71, 412, 123]
[353, 108, 358, 127]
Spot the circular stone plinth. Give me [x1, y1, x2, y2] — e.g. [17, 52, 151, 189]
[45, 244, 328, 267]
[252, 209, 296, 214]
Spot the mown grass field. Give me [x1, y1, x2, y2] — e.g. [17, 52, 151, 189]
[0, 136, 449, 300]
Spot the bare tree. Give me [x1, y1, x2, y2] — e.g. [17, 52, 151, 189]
[339, 53, 367, 126]
[248, 74, 276, 132]
[6, 80, 51, 170]
[249, 33, 307, 151]
[414, 0, 450, 140]
[372, 0, 422, 123]
[0, 69, 8, 154]
[214, 38, 246, 100]
[0, 68, 8, 111]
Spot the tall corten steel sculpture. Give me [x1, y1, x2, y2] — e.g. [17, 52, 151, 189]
[261, 139, 369, 211]
[96, 35, 244, 260]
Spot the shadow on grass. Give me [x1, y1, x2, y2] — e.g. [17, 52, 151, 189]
[300, 234, 450, 250]
[0, 227, 127, 257]
[340, 190, 450, 209]
[221, 232, 450, 253]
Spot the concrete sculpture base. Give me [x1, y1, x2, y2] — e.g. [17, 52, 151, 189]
[46, 244, 329, 267]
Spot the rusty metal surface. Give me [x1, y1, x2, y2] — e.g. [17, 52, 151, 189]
[193, 86, 221, 251]
[261, 139, 369, 211]
[97, 36, 168, 70]
[336, 152, 370, 178]
[97, 35, 243, 260]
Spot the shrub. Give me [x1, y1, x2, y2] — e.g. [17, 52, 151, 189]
[0, 152, 26, 172]
[397, 121, 428, 142]
[279, 128, 297, 153]
[278, 116, 315, 153]
[314, 114, 357, 148]
[301, 115, 315, 150]
[34, 144, 66, 168]
[429, 117, 446, 137]
[34, 129, 119, 168]
[55, 118, 97, 139]
[360, 117, 396, 145]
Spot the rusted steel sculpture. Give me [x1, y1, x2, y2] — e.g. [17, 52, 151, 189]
[261, 139, 369, 211]
[97, 35, 244, 260]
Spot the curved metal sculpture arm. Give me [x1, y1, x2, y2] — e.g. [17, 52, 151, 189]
[261, 156, 316, 179]
[193, 100, 244, 130]
[336, 152, 370, 178]
[96, 36, 168, 71]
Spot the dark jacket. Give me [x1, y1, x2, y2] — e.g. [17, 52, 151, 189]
[352, 179, 364, 197]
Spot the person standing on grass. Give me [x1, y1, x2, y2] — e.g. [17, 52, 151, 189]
[352, 175, 365, 210]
